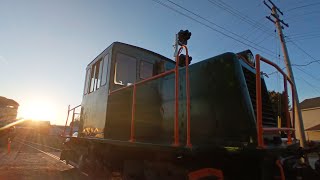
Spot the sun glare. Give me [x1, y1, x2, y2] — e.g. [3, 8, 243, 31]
[18, 100, 57, 121]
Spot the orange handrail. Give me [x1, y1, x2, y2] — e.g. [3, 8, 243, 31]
[63, 104, 81, 137]
[255, 54, 295, 148]
[63, 105, 70, 137]
[110, 69, 175, 143]
[109, 46, 191, 148]
[173, 45, 191, 147]
[109, 69, 175, 95]
[130, 84, 137, 142]
[174, 48, 180, 146]
[255, 55, 264, 147]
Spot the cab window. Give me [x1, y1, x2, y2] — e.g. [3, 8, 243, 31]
[114, 53, 137, 86]
[89, 59, 102, 93]
[84, 68, 91, 95]
[101, 54, 109, 86]
[140, 61, 153, 79]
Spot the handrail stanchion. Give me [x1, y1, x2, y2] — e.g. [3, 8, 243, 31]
[63, 105, 70, 136]
[255, 54, 264, 148]
[69, 109, 75, 137]
[174, 45, 191, 147]
[185, 47, 192, 148]
[173, 48, 180, 147]
[130, 84, 137, 142]
[291, 82, 296, 138]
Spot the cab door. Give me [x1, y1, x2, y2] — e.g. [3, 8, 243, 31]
[80, 53, 110, 138]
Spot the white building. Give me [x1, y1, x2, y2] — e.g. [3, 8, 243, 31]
[300, 97, 320, 141]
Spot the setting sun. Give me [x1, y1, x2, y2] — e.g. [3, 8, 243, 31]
[18, 99, 57, 122]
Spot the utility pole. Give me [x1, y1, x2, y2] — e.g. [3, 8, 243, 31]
[264, 0, 307, 147]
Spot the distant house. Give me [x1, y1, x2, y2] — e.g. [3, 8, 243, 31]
[0, 96, 19, 121]
[300, 97, 320, 141]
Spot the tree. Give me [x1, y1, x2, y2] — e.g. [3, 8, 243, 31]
[269, 90, 291, 128]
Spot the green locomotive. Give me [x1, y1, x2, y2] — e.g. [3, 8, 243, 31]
[61, 32, 320, 179]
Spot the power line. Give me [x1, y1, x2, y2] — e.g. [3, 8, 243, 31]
[292, 60, 320, 67]
[211, 0, 277, 47]
[228, 17, 273, 51]
[268, 59, 320, 76]
[295, 66, 320, 82]
[287, 35, 320, 42]
[286, 10, 320, 20]
[294, 67, 320, 94]
[287, 37, 320, 65]
[166, 0, 275, 52]
[268, 66, 320, 94]
[295, 76, 320, 95]
[152, 0, 278, 58]
[287, 32, 320, 38]
[285, 2, 320, 12]
[207, 0, 275, 38]
[256, 32, 273, 45]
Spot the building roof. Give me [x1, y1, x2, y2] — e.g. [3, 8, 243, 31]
[300, 97, 320, 109]
[305, 124, 320, 131]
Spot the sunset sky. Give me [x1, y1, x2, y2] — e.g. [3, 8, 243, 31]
[1, 0, 320, 125]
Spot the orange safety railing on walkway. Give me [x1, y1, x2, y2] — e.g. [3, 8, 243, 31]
[109, 45, 191, 147]
[255, 54, 295, 148]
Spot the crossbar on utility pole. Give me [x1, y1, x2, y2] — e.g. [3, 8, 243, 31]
[270, 6, 307, 147]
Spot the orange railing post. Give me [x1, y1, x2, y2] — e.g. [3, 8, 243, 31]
[63, 105, 70, 136]
[185, 47, 192, 148]
[174, 45, 192, 147]
[130, 84, 137, 142]
[290, 80, 296, 138]
[255, 54, 264, 147]
[69, 109, 75, 137]
[174, 48, 180, 147]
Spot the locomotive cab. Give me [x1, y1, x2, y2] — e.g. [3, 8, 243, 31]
[79, 42, 175, 139]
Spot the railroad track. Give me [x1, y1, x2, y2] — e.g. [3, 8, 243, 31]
[13, 138, 126, 179]
[13, 138, 89, 177]
[14, 139, 71, 166]
[14, 137, 62, 152]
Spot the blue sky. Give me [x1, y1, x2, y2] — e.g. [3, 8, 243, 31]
[1, 0, 319, 125]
